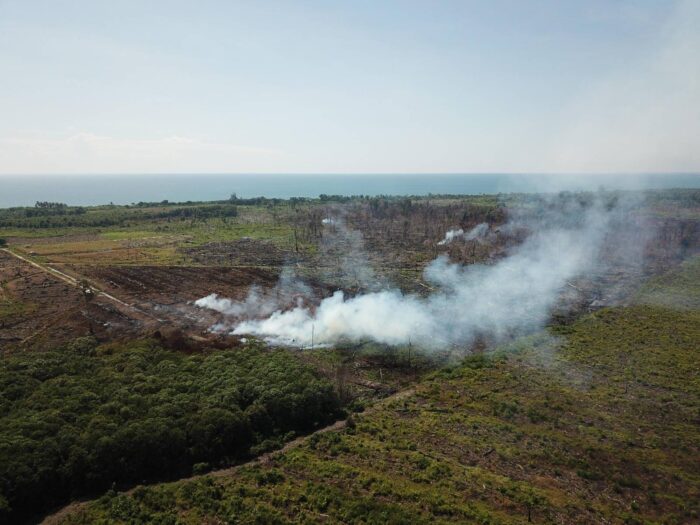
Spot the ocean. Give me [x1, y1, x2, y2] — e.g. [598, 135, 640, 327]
[0, 173, 698, 208]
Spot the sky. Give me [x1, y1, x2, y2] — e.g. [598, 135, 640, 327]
[0, 0, 698, 175]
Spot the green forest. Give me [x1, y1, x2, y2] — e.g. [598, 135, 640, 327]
[0, 339, 341, 522]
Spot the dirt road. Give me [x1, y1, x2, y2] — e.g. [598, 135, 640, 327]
[1, 248, 163, 323]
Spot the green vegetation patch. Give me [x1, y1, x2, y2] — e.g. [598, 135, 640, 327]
[0, 339, 342, 523]
[0, 281, 35, 320]
[635, 254, 700, 309]
[0, 202, 240, 230]
[63, 304, 700, 524]
[0, 298, 33, 320]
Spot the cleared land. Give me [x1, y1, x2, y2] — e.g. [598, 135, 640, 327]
[1, 190, 699, 524]
[56, 258, 700, 525]
[2, 192, 697, 354]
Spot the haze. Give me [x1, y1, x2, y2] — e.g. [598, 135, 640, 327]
[0, 0, 699, 175]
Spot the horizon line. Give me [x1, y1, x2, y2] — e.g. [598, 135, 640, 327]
[2, 172, 700, 177]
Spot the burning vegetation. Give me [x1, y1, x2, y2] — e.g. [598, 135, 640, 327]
[0, 189, 699, 523]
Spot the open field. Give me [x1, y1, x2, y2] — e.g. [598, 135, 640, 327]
[1, 189, 699, 524]
[2, 191, 698, 353]
[5, 1, 700, 522]
[54, 260, 700, 525]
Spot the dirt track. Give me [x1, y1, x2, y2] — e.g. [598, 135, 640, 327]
[2, 248, 162, 319]
[40, 387, 416, 525]
[1, 248, 292, 350]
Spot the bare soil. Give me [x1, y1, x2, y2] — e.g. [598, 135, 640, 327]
[2, 202, 697, 354]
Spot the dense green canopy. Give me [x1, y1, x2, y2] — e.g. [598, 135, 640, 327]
[0, 338, 341, 523]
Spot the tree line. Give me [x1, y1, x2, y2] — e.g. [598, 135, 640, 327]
[0, 204, 239, 228]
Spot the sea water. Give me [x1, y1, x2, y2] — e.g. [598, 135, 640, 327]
[0, 173, 698, 208]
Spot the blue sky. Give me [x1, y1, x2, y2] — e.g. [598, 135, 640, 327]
[0, 0, 697, 174]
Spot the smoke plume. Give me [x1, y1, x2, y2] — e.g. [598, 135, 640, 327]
[437, 223, 490, 245]
[437, 228, 464, 245]
[195, 194, 633, 349]
[194, 267, 312, 330]
[318, 211, 382, 290]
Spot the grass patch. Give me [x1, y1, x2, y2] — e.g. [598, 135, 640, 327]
[61, 302, 700, 524]
[0, 298, 33, 319]
[635, 254, 700, 309]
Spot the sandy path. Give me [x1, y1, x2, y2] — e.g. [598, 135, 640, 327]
[1, 247, 163, 323]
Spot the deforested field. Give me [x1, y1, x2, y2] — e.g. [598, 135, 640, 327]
[57, 303, 700, 524]
[1, 190, 699, 524]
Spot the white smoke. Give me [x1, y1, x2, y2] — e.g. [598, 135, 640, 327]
[195, 287, 276, 318]
[437, 228, 464, 245]
[438, 223, 490, 245]
[319, 212, 381, 290]
[234, 289, 428, 347]
[195, 267, 313, 329]
[218, 197, 616, 349]
[464, 222, 490, 241]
